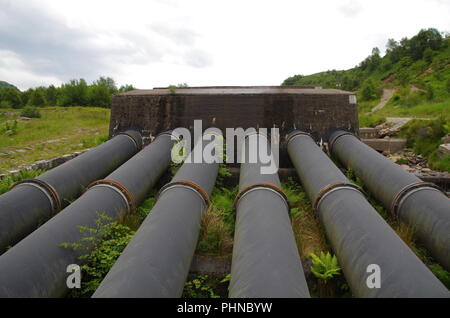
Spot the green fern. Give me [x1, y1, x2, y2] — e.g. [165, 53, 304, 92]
[309, 252, 341, 281]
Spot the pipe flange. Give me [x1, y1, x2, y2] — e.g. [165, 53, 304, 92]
[157, 180, 211, 209]
[154, 130, 174, 139]
[118, 131, 143, 151]
[390, 181, 447, 217]
[233, 182, 290, 215]
[285, 131, 312, 146]
[328, 131, 358, 155]
[312, 182, 366, 215]
[88, 179, 136, 212]
[12, 179, 62, 214]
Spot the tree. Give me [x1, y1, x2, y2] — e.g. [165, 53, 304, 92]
[88, 84, 111, 107]
[360, 78, 378, 101]
[58, 79, 89, 106]
[27, 88, 47, 107]
[408, 28, 442, 60]
[20, 89, 33, 106]
[282, 74, 304, 86]
[118, 84, 136, 92]
[0, 87, 22, 108]
[94, 77, 117, 94]
[45, 85, 59, 106]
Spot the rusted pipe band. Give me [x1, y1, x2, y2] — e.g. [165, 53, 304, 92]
[154, 130, 174, 140]
[390, 181, 447, 217]
[118, 131, 142, 151]
[156, 180, 211, 209]
[312, 182, 366, 215]
[233, 182, 290, 215]
[285, 131, 312, 146]
[328, 131, 359, 155]
[88, 179, 136, 213]
[12, 179, 61, 214]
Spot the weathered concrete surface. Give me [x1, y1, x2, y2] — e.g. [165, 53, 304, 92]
[110, 86, 358, 168]
[362, 138, 406, 153]
[359, 127, 379, 139]
[109, 86, 358, 140]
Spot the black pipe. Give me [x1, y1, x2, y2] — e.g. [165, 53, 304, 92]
[93, 133, 220, 298]
[0, 132, 174, 297]
[0, 130, 142, 253]
[288, 131, 448, 297]
[329, 130, 450, 271]
[228, 133, 310, 298]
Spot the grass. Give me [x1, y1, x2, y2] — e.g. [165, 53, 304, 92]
[196, 186, 237, 256]
[0, 107, 110, 173]
[0, 169, 46, 194]
[282, 180, 329, 259]
[399, 117, 450, 172]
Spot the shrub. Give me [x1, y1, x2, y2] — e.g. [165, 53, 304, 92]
[20, 106, 41, 118]
[0, 100, 12, 109]
[62, 213, 135, 297]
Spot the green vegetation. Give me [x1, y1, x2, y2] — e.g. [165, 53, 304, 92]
[399, 118, 450, 171]
[64, 192, 156, 298]
[308, 252, 341, 298]
[0, 169, 45, 195]
[283, 28, 450, 120]
[196, 185, 236, 256]
[284, 28, 450, 171]
[0, 107, 110, 173]
[182, 275, 227, 298]
[282, 179, 329, 258]
[0, 81, 17, 90]
[20, 106, 41, 118]
[62, 213, 136, 297]
[309, 252, 341, 280]
[0, 76, 135, 109]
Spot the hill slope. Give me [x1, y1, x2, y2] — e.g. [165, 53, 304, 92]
[0, 81, 18, 91]
[283, 28, 450, 171]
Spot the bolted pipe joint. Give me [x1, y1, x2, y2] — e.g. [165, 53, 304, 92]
[287, 130, 448, 297]
[329, 129, 450, 271]
[92, 132, 220, 298]
[229, 133, 310, 298]
[0, 130, 143, 254]
[0, 132, 174, 297]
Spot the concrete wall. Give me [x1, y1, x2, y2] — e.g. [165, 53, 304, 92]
[109, 87, 359, 167]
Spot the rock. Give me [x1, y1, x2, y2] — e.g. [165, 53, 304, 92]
[442, 134, 450, 144]
[400, 164, 410, 171]
[437, 143, 450, 157]
[417, 127, 430, 137]
[20, 117, 31, 121]
[422, 168, 432, 173]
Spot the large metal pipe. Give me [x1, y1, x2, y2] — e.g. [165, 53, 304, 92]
[0, 132, 174, 297]
[329, 130, 450, 271]
[229, 133, 310, 298]
[0, 130, 142, 253]
[287, 131, 448, 297]
[93, 132, 219, 298]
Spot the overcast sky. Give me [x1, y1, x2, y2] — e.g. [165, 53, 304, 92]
[0, 0, 449, 90]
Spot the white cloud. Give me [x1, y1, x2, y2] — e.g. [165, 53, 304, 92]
[0, 0, 449, 90]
